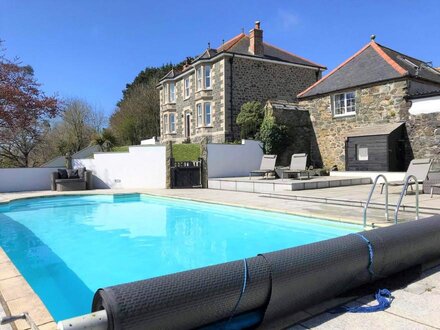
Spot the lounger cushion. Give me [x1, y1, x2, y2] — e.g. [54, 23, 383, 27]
[67, 169, 79, 179]
[77, 167, 86, 180]
[58, 169, 68, 179]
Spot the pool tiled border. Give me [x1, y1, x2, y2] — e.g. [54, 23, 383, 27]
[0, 248, 56, 330]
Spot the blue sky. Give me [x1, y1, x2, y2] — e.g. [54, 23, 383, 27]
[1, 0, 440, 117]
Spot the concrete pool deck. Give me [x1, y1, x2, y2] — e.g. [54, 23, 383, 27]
[0, 186, 440, 329]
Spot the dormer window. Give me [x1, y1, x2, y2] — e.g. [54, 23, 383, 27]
[333, 92, 356, 117]
[205, 65, 211, 89]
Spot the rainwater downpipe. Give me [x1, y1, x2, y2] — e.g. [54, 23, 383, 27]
[229, 54, 235, 140]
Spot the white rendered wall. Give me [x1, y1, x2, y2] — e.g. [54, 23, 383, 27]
[74, 146, 166, 189]
[207, 140, 264, 178]
[330, 171, 405, 183]
[0, 167, 62, 192]
[140, 137, 159, 145]
[409, 96, 440, 115]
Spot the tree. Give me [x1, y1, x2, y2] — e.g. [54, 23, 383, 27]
[110, 81, 160, 145]
[111, 58, 194, 145]
[51, 98, 107, 155]
[0, 45, 61, 167]
[90, 129, 116, 152]
[236, 101, 265, 139]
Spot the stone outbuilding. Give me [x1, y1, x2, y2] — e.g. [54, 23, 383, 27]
[297, 38, 440, 171]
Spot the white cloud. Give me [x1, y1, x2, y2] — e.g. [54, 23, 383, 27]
[278, 9, 299, 30]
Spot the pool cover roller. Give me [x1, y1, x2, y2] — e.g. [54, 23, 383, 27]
[92, 215, 440, 329]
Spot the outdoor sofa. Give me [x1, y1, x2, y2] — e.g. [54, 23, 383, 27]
[51, 168, 92, 191]
[380, 158, 432, 194]
[249, 155, 277, 179]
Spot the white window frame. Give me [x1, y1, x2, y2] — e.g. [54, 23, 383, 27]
[204, 102, 211, 126]
[169, 113, 176, 133]
[169, 82, 175, 103]
[163, 114, 169, 133]
[333, 91, 356, 117]
[356, 145, 369, 161]
[163, 85, 168, 104]
[184, 77, 190, 99]
[196, 103, 203, 127]
[196, 67, 203, 91]
[204, 65, 211, 89]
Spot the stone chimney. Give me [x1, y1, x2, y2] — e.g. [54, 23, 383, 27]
[249, 21, 263, 56]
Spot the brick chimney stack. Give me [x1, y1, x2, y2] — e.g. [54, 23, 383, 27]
[249, 21, 263, 56]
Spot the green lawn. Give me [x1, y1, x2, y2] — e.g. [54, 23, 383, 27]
[111, 146, 130, 152]
[172, 144, 201, 161]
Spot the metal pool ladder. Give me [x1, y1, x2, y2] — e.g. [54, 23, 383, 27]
[394, 175, 419, 224]
[363, 174, 389, 227]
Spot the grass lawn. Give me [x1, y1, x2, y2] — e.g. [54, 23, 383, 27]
[172, 144, 201, 161]
[111, 146, 130, 152]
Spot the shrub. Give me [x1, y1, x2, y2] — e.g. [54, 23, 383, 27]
[236, 101, 265, 139]
[259, 115, 289, 155]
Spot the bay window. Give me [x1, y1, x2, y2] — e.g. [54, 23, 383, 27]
[184, 77, 190, 98]
[196, 67, 202, 91]
[204, 65, 211, 89]
[204, 102, 211, 126]
[196, 103, 203, 127]
[163, 114, 168, 133]
[169, 113, 176, 133]
[169, 82, 175, 103]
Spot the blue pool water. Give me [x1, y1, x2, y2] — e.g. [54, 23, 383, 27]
[0, 194, 361, 321]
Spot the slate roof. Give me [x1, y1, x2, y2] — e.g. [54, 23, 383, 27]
[160, 32, 325, 82]
[298, 40, 440, 98]
[345, 122, 405, 138]
[267, 100, 303, 111]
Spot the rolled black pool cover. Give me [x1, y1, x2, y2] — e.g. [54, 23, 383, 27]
[92, 215, 440, 330]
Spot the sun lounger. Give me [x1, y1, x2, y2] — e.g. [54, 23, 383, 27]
[380, 158, 432, 194]
[249, 155, 277, 179]
[279, 153, 310, 180]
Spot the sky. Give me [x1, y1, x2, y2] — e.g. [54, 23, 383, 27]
[1, 0, 440, 117]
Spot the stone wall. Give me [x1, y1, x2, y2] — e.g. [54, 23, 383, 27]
[298, 80, 411, 170]
[267, 105, 316, 166]
[406, 112, 440, 169]
[224, 56, 319, 141]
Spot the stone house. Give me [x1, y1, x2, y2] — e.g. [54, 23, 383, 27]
[297, 38, 440, 171]
[157, 21, 325, 143]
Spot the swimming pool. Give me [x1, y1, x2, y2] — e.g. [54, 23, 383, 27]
[0, 194, 361, 321]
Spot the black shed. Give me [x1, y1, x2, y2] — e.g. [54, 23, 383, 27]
[345, 122, 406, 172]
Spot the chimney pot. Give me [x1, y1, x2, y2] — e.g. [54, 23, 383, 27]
[255, 21, 260, 29]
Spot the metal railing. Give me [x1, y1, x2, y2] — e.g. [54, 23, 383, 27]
[394, 175, 419, 224]
[363, 175, 389, 227]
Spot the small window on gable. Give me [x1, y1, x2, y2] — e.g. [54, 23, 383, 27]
[333, 91, 356, 117]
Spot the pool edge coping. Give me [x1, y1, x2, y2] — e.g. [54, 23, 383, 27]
[0, 247, 57, 330]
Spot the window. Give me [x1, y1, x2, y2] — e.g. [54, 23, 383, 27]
[356, 145, 368, 161]
[204, 102, 211, 126]
[333, 92, 356, 116]
[196, 67, 202, 91]
[169, 113, 176, 133]
[163, 114, 168, 133]
[196, 103, 203, 127]
[169, 82, 175, 103]
[204, 65, 211, 89]
[184, 77, 190, 98]
[163, 85, 168, 104]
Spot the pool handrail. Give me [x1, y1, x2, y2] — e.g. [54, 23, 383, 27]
[363, 174, 389, 227]
[394, 174, 419, 224]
